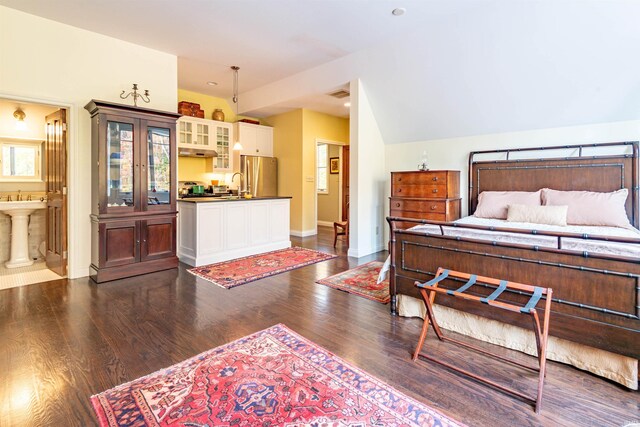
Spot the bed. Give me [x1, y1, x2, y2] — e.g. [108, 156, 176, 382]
[386, 142, 640, 371]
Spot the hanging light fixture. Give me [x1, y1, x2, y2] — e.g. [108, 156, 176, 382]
[231, 65, 244, 151]
[13, 108, 26, 131]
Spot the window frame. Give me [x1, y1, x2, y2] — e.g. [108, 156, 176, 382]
[0, 139, 44, 183]
[316, 143, 329, 194]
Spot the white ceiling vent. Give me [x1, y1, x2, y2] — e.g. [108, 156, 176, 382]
[327, 89, 350, 99]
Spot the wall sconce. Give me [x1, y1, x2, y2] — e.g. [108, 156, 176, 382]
[13, 108, 26, 131]
[233, 142, 243, 150]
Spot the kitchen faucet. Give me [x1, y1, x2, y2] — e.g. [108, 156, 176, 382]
[232, 172, 248, 197]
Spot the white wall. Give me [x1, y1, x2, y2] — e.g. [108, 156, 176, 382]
[0, 6, 177, 278]
[348, 79, 386, 258]
[384, 119, 640, 239]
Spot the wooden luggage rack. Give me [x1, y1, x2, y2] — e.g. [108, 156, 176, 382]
[413, 268, 553, 413]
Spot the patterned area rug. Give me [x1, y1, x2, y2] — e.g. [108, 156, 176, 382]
[91, 324, 463, 427]
[188, 247, 337, 289]
[317, 261, 390, 303]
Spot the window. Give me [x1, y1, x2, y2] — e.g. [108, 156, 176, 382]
[317, 143, 328, 193]
[0, 140, 43, 182]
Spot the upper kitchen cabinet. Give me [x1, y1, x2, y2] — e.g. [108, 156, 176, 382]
[178, 116, 233, 172]
[235, 122, 273, 157]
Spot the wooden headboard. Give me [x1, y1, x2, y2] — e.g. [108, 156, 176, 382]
[468, 142, 640, 228]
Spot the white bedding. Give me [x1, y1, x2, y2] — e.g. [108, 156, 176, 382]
[378, 216, 640, 283]
[410, 216, 640, 258]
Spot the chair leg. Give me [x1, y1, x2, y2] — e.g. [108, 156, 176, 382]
[333, 224, 338, 247]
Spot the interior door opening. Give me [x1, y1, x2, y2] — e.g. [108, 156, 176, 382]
[315, 140, 349, 245]
[0, 98, 68, 290]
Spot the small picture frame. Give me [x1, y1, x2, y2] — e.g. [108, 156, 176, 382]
[330, 157, 339, 174]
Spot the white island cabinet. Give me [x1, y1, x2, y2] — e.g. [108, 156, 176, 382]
[177, 197, 291, 266]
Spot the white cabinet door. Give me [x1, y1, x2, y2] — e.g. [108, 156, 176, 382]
[255, 126, 273, 157]
[197, 203, 224, 256]
[269, 200, 290, 242]
[211, 123, 233, 172]
[178, 202, 197, 258]
[225, 203, 249, 249]
[178, 119, 194, 147]
[249, 202, 270, 245]
[236, 122, 273, 156]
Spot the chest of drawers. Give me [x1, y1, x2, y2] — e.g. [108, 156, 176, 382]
[390, 170, 461, 226]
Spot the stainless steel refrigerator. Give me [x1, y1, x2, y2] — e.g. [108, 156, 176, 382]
[240, 155, 278, 197]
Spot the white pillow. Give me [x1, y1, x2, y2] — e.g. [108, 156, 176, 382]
[541, 188, 633, 229]
[474, 190, 542, 220]
[507, 204, 568, 226]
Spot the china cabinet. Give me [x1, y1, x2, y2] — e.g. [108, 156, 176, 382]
[235, 122, 273, 157]
[85, 100, 180, 282]
[178, 116, 233, 171]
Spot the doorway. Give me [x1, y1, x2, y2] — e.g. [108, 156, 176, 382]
[0, 98, 68, 290]
[315, 139, 349, 240]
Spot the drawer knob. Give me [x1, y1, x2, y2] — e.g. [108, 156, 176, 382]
[398, 177, 402, 181]
[432, 189, 438, 193]
[432, 177, 439, 181]
[396, 203, 400, 208]
[431, 205, 437, 210]
[398, 188, 402, 192]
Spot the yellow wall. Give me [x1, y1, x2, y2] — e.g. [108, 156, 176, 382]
[265, 110, 304, 232]
[301, 110, 349, 232]
[264, 109, 349, 234]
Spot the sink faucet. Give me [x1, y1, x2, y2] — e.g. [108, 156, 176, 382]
[232, 172, 247, 196]
[17, 190, 22, 201]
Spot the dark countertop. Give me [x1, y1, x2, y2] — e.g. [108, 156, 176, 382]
[177, 196, 292, 203]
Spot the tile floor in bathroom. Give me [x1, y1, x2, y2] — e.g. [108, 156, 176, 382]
[0, 261, 63, 290]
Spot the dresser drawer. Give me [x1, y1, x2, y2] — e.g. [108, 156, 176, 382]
[392, 184, 447, 198]
[390, 198, 446, 214]
[392, 171, 448, 185]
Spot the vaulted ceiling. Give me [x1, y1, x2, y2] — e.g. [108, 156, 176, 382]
[2, 0, 639, 143]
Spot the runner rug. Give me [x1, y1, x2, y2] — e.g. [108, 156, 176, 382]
[317, 260, 390, 303]
[91, 324, 463, 427]
[188, 246, 337, 289]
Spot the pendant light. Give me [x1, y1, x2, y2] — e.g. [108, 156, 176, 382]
[231, 65, 243, 151]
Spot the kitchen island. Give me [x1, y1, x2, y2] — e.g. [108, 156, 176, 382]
[177, 197, 291, 267]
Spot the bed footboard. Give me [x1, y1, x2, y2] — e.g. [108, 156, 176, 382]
[387, 218, 640, 359]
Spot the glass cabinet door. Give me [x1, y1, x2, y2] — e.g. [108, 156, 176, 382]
[215, 125, 230, 169]
[146, 126, 172, 209]
[179, 121, 192, 145]
[106, 121, 135, 209]
[195, 123, 209, 147]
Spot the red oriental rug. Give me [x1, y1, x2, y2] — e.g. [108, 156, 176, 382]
[91, 324, 463, 427]
[188, 247, 337, 289]
[317, 261, 390, 303]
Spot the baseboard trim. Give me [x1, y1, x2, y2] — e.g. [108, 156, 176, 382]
[316, 220, 334, 227]
[290, 229, 317, 237]
[347, 244, 386, 258]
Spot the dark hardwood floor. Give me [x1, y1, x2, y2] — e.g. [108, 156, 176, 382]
[0, 226, 638, 426]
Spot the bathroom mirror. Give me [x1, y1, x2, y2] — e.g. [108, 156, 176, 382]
[0, 139, 43, 182]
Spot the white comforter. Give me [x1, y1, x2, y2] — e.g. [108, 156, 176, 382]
[378, 216, 640, 283]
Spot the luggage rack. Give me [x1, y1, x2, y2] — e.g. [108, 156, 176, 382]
[413, 268, 553, 413]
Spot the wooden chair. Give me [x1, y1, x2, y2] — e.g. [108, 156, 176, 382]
[333, 221, 348, 247]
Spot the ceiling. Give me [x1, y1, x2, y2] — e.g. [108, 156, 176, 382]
[2, 0, 640, 143]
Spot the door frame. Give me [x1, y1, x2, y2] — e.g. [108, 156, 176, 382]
[0, 93, 75, 277]
[314, 138, 347, 235]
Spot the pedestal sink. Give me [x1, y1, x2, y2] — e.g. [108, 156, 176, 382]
[0, 200, 46, 268]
